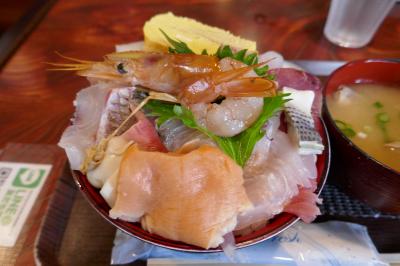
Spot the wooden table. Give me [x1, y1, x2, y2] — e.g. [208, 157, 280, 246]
[0, 0, 399, 265]
[0, 0, 399, 148]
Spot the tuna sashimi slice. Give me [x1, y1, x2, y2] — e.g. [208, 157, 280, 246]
[121, 112, 167, 152]
[283, 185, 322, 223]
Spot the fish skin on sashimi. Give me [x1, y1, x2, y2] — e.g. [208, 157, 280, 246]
[97, 87, 147, 140]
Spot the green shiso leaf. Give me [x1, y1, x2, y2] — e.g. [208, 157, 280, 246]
[145, 94, 289, 166]
[160, 29, 272, 79]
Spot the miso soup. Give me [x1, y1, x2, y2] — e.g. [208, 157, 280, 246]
[327, 84, 400, 172]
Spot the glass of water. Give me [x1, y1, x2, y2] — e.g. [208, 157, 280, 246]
[323, 0, 396, 48]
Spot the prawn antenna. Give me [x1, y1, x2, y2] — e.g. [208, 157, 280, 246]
[45, 51, 95, 71]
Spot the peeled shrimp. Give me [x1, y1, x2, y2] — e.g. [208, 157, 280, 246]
[50, 51, 276, 105]
[184, 56, 269, 137]
[191, 97, 264, 137]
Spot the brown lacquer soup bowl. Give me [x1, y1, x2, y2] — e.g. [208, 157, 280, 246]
[323, 59, 400, 213]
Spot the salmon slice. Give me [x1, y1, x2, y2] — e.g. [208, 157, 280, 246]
[109, 145, 252, 249]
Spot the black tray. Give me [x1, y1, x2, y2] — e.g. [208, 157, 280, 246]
[317, 181, 400, 253]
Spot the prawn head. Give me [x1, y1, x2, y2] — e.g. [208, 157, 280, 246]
[47, 52, 127, 82]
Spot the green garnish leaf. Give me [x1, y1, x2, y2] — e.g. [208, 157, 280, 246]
[233, 49, 247, 61]
[216, 45, 234, 58]
[334, 120, 356, 138]
[373, 101, 383, 109]
[160, 29, 272, 79]
[377, 112, 389, 123]
[160, 29, 194, 54]
[215, 46, 269, 77]
[334, 120, 347, 130]
[375, 112, 390, 142]
[267, 73, 276, 80]
[145, 100, 177, 126]
[342, 128, 356, 138]
[201, 49, 208, 55]
[243, 53, 257, 65]
[254, 65, 269, 76]
[145, 94, 289, 166]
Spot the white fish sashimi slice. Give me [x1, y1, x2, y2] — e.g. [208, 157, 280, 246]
[258, 51, 284, 69]
[245, 113, 281, 168]
[301, 155, 317, 183]
[236, 130, 317, 231]
[158, 119, 214, 152]
[58, 83, 113, 170]
[269, 68, 322, 115]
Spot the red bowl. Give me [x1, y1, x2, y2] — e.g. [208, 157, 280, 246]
[71, 114, 330, 252]
[323, 59, 400, 213]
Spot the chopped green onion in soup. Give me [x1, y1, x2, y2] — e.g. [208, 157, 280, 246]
[327, 84, 400, 172]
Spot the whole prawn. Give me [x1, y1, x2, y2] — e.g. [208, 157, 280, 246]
[50, 51, 276, 105]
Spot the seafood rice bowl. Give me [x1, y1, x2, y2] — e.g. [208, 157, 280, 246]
[56, 13, 329, 251]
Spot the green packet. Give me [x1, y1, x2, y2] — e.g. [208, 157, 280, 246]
[0, 162, 52, 247]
